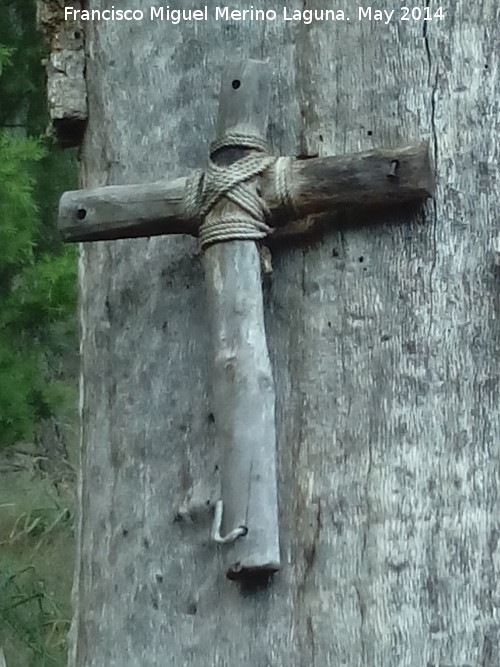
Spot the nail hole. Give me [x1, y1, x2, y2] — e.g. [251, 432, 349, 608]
[484, 64, 489, 69]
[232, 79, 241, 89]
[156, 574, 163, 583]
[208, 412, 215, 423]
[74, 31, 81, 39]
[77, 208, 86, 220]
[358, 256, 364, 263]
[186, 602, 198, 616]
[367, 130, 373, 136]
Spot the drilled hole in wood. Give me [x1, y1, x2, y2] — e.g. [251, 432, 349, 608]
[186, 602, 197, 615]
[232, 79, 241, 89]
[77, 208, 87, 220]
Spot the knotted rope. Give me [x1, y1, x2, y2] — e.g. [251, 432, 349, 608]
[184, 133, 295, 249]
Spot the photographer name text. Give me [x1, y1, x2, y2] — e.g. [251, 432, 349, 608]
[64, 6, 446, 25]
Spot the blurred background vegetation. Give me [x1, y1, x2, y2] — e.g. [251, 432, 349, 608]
[0, 1, 78, 664]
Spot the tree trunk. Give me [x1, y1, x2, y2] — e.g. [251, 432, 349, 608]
[72, 2, 500, 665]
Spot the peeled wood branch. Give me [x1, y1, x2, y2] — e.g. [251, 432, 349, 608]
[58, 142, 432, 243]
[202, 59, 281, 579]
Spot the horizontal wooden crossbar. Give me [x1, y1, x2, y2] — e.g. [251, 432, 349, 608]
[58, 142, 433, 243]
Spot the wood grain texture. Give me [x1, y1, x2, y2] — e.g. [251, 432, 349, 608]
[58, 143, 432, 242]
[58, 178, 193, 241]
[73, 1, 500, 665]
[202, 60, 280, 579]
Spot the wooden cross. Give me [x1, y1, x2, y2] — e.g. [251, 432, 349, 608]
[58, 59, 433, 582]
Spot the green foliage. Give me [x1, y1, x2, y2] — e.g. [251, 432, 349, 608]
[0, 133, 42, 274]
[0, 2, 77, 664]
[0, 45, 13, 75]
[0, 566, 70, 666]
[0, 130, 77, 449]
[3, 238, 77, 333]
[0, 5, 78, 450]
[0, 0, 46, 133]
[0, 467, 75, 667]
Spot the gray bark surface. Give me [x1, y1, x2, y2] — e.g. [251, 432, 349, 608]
[73, 2, 500, 666]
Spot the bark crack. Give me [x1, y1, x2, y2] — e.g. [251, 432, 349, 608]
[306, 615, 316, 666]
[297, 499, 321, 666]
[423, 1, 439, 167]
[303, 499, 322, 581]
[357, 415, 373, 667]
[423, 0, 439, 340]
[340, 232, 347, 387]
[355, 583, 367, 667]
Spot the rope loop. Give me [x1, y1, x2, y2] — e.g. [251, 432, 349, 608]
[210, 132, 270, 156]
[184, 133, 295, 249]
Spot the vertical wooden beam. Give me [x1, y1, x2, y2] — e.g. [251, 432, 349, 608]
[203, 60, 280, 580]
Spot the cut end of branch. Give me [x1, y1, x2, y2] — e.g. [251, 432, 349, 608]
[226, 560, 280, 584]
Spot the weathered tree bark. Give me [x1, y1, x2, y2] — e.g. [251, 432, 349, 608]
[72, 2, 500, 666]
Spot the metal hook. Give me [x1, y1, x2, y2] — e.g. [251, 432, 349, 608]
[212, 500, 247, 544]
